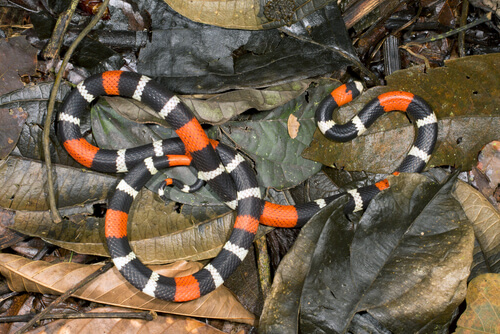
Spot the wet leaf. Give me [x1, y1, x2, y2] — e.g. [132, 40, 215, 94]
[453, 181, 500, 277]
[0, 254, 256, 325]
[28, 306, 227, 334]
[303, 53, 500, 173]
[298, 173, 474, 333]
[165, 0, 331, 30]
[138, 2, 357, 94]
[455, 273, 500, 334]
[217, 81, 344, 189]
[259, 195, 347, 333]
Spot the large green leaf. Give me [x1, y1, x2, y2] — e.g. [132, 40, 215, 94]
[217, 81, 345, 189]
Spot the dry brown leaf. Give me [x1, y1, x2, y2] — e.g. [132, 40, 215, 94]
[455, 273, 500, 334]
[27, 306, 226, 334]
[287, 114, 300, 139]
[477, 140, 500, 186]
[0, 254, 256, 325]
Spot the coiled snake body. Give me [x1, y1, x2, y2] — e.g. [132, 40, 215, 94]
[58, 71, 437, 301]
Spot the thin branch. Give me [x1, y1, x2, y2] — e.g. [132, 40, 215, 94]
[407, 12, 492, 44]
[1, 310, 154, 323]
[14, 261, 114, 334]
[458, 0, 469, 57]
[42, 0, 110, 223]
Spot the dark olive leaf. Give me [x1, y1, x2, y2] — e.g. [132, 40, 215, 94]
[165, 0, 332, 30]
[104, 96, 171, 128]
[217, 81, 344, 189]
[259, 195, 348, 333]
[136, 2, 358, 94]
[303, 53, 500, 173]
[104, 81, 310, 126]
[299, 173, 474, 333]
[8, 199, 234, 264]
[0, 81, 74, 164]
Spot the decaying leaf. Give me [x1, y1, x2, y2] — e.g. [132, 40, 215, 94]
[477, 140, 500, 188]
[0, 254, 256, 325]
[455, 273, 500, 334]
[0, 36, 38, 96]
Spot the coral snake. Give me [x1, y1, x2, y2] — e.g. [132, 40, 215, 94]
[58, 71, 438, 302]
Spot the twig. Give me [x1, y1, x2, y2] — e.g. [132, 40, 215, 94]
[399, 44, 431, 69]
[42, 0, 110, 223]
[458, 0, 469, 57]
[255, 235, 271, 297]
[407, 12, 492, 44]
[1, 311, 154, 323]
[343, 0, 392, 29]
[42, 0, 79, 60]
[14, 260, 114, 334]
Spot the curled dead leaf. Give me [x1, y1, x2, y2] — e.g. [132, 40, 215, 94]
[0, 254, 256, 325]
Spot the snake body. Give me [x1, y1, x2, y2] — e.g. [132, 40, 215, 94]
[58, 71, 437, 301]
